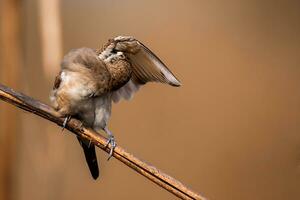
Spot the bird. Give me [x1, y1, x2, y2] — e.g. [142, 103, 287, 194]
[50, 36, 181, 180]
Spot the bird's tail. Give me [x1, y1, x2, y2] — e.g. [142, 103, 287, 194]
[77, 136, 99, 179]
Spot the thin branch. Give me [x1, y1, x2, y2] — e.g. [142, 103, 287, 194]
[0, 83, 206, 200]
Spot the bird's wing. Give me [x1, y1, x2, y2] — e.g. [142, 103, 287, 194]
[113, 36, 181, 86]
[99, 36, 181, 103]
[111, 79, 141, 103]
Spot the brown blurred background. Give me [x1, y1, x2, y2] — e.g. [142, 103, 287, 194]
[1, 0, 300, 199]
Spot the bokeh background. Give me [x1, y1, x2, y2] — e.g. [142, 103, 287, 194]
[1, 0, 300, 199]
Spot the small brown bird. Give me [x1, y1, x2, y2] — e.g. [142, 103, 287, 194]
[50, 36, 181, 179]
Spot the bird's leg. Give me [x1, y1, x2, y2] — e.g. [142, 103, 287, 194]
[103, 127, 116, 160]
[62, 115, 71, 132]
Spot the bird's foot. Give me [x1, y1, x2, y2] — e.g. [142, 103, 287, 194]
[62, 115, 71, 132]
[105, 136, 116, 160]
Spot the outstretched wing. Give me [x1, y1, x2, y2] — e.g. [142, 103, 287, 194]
[99, 36, 181, 103]
[114, 36, 181, 86]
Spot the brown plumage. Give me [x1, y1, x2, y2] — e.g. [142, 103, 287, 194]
[50, 36, 181, 179]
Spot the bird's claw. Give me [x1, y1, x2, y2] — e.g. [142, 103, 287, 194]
[88, 139, 92, 148]
[62, 115, 71, 132]
[105, 136, 116, 160]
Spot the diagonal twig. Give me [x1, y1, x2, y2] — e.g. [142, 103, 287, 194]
[0, 83, 206, 200]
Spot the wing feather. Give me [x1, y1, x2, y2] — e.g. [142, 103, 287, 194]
[111, 80, 140, 103]
[100, 36, 181, 103]
[114, 36, 181, 86]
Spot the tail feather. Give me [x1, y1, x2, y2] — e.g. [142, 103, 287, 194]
[77, 137, 99, 179]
